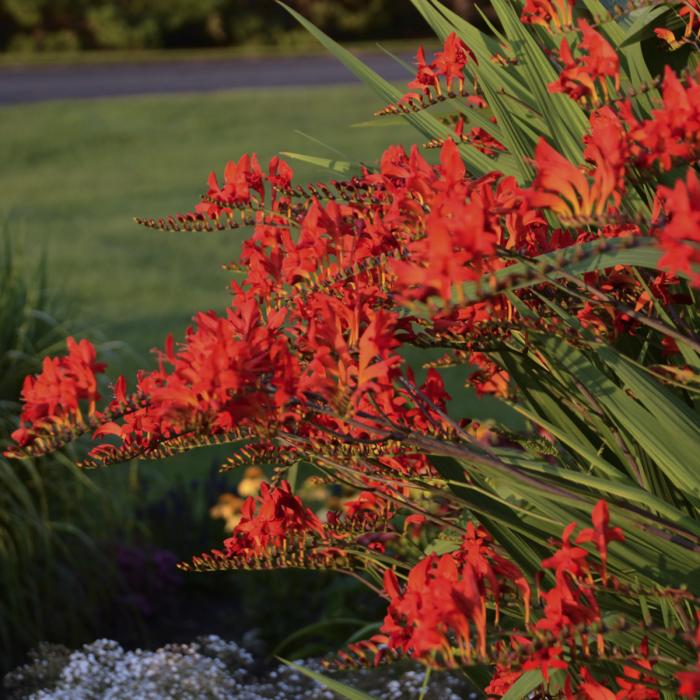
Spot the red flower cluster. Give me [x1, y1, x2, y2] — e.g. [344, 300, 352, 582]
[659, 161, 700, 287]
[458, 523, 532, 624]
[521, 0, 574, 31]
[5, 10, 699, 696]
[382, 552, 490, 665]
[185, 483, 398, 575]
[622, 66, 700, 171]
[222, 480, 324, 557]
[677, 615, 700, 697]
[11, 337, 106, 449]
[378, 523, 530, 667]
[549, 20, 620, 104]
[405, 32, 475, 101]
[378, 502, 679, 697]
[9, 71, 700, 460]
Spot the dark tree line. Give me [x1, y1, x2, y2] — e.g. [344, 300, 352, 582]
[0, 0, 476, 53]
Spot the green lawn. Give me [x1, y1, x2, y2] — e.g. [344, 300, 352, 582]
[0, 84, 418, 482]
[0, 83, 517, 486]
[0, 85, 413, 381]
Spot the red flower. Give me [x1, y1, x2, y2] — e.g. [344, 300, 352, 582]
[624, 66, 700, 171]
[538, 522, 600, 637]
[407, 45, 439, 96]
[355, 309, 402, 400]
[677, 669, 700, 698]
[225, 481, 324, 557]
[6, 337, 106, 453]
[656, 168, 700, 287]
[458, 522, 531, 623]
[521, 0, 574, 30]
[404, 514, 427, 538]
[549, 21, 619, 105]
[654, 0, 699, 50]
[381, 552, 488, 665]
[528, 138, 617, 219]
[521, 643, 568, 682]
[576, 500, 624, 583]
[433, 33, 475, 91]
[568, 668, 616, 699]
[485, 664, 523, 697]
[583, 107, 628, 208]
[343, 491, 393, 525]
[267, 155, 294, 190]
[615, 639, 660, 699]
[677, 613, 700, 697]
[468, 352, 510, 398]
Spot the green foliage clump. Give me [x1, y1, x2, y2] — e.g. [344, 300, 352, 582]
[0, 244, 129, 673]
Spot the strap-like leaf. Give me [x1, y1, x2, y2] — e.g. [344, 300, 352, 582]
[278, 1, 497, 177]
[278, 659, 379, 700]
[406, 239, 666, 315]
[501, 670, 545, 700]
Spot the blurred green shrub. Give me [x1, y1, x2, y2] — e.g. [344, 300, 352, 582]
[0, 243, 136, 673]
[0, 248, 380, 667]
[0, 0, 474, 52]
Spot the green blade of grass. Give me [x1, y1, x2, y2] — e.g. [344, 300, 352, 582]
[278, 1, 498, 177]
[536, 334, 700, 500]
[278, 659, 379, 700]
[502, 670, 545, 700]
[491, 0, 588, 164]
[407, 239, 666, 313]
[430, 455, 550, 574]
[273, 618, 370, 656]
[279, 152, 352, 174]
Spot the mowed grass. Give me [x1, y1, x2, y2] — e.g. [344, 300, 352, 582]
[0, 84, 413, 380]
[0, 84, 516, 486]
[0, 83, 416, 482]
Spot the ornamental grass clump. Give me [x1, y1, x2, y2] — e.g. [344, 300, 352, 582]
[0, 245, 132, 674]
[5, 0, 700, 696]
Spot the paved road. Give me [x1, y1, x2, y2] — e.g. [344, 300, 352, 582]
[0, 52, 413, 105]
